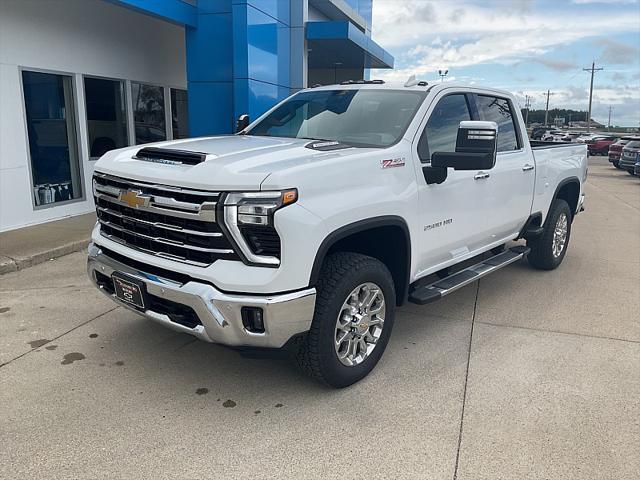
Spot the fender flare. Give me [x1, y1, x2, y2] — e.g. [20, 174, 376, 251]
[546, 176, 581, 224]
[308, 215, 412, 303]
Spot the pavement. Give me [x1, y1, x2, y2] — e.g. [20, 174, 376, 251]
[0, 212, 96, 274]
[0, 156, 638, 479]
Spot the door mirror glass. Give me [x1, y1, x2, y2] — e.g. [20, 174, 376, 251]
[236, 114, 250, 133]
[431, 121, 498, 170]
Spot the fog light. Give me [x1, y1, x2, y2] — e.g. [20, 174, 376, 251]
[241, 307, 265, 333]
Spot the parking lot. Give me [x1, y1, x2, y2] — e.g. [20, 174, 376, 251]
[0, 155, 638, 479]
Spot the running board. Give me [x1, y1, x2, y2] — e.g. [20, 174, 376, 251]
[408, 246, 530, 305]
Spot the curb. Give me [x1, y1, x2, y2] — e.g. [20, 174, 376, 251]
[0, 239, 89, 275]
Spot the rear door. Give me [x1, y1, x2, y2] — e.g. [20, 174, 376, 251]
[472, 94, 534, 239]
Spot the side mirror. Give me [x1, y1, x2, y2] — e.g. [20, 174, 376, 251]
[236, 114, 250, 133]
[431, 121, 498, 170]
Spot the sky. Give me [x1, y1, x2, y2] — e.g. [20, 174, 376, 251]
[370, 0, 640, 126]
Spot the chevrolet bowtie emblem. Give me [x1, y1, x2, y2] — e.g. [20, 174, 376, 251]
[119, 190, 150, 208]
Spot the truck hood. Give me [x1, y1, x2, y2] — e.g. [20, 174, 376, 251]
[94, 135, 373, 191]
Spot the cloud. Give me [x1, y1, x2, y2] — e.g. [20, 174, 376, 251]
[571, 0, 637, 4]
[532, 58, 578, 72]
[370, 1, 640, 124]
[595, 38, 640, 64]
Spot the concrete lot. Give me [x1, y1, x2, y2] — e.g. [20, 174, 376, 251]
[0, 156, 638, 479]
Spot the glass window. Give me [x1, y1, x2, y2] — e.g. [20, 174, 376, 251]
[476, 95, 519, 152]
[131, 82, 166, 144]
[84, 77, 128, 159]
[22, 70, 82, 206]
[171, 89, 189, 139]
[419, 94, 471, 162]
[248, 89, 426, 148]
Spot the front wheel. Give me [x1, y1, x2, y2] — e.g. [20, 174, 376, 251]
[527, 199, 572, 270]
[295, 253, 396, 388]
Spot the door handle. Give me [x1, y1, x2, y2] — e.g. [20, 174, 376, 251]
[522, 164, 535, 171]
[474, 172, 490, 180]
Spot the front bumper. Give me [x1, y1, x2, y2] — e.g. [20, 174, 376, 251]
[619, 156, 637, 171]
[87, 243, 316, 348]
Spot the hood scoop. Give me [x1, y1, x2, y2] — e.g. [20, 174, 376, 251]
[133, 147, 208, 165]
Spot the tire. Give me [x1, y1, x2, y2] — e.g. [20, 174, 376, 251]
[527, 199, 572, 270]
[628, 170, 637, 176]
[613, 161, 620, 169]
[295, 252, 396, 388]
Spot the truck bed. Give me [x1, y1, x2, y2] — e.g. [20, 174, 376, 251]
[530, 140, 574, 149]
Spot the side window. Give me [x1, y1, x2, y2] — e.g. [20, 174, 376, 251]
[475, 95, 519, 152]
[418, 94, 471, 163]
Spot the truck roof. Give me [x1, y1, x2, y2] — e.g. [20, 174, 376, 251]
[306, 81, 515, 99]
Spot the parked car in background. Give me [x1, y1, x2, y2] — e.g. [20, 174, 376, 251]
[634, 154, 640, 177]
[541, 130, 564, 141]
[619, 140, 640, 175]
[531, 127, 548, 140]
[560, 132, 583, 142]
[576, 134, 597, 143]
[609, 137, 638, 169]
[586, 135, 618, 156]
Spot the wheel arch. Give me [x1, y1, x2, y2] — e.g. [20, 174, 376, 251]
[309, 216, 412, 306]
[548, 176, 581, 224]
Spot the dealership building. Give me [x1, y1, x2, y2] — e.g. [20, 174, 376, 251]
[0, 0, 393, 232]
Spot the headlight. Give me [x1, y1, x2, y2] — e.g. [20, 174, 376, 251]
[222, 189, 297, 266]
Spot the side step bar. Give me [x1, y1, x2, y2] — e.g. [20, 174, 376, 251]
[408, 246, 530, 305]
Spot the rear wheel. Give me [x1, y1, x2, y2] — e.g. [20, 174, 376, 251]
[295, 252, 396, 388]
[527, 199, 572, 270]
[613, 160, 620, 169]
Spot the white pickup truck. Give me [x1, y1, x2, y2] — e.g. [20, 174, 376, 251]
[88, 80, 587, 387]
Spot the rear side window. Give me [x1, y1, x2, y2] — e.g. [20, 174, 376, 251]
[418, 94, 471, 162]
[475, 95, 519, 152]
[626, 141, 640, 148]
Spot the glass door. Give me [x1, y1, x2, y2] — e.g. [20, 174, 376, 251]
[22, 70, 82, 207]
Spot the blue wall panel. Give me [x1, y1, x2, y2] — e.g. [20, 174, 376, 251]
[106, 0, 198, 26]
[197, 0, 232, 14]
[240, 0, 291, 26]
[234, 78, 289, 120]
[187, 82, 234, 135]
[186, 13, 233, 82]
[233, 4, 290, 87]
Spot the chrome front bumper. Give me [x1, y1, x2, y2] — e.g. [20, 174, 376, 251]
[87, 243, 316, 348]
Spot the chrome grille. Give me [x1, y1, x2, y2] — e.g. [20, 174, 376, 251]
[93, 172, 238, 267]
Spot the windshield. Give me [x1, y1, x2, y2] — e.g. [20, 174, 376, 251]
[246, 89, 426, 148]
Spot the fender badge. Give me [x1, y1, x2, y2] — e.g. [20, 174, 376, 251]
[381, 157, 405, 169]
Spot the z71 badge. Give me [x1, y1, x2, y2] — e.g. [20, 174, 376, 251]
[381, 157, 405, 169]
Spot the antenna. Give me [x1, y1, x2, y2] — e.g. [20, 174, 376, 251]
[404, 75, 419, 87]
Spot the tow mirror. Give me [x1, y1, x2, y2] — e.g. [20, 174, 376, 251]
[236, 114, 250, 133]
[431, 121, 498, 171]
[423, 121, 498, 185]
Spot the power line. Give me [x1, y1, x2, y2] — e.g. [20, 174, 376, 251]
[524, 95, 532, 126]
[582, 62, 603, 132]
[608, 106, 613, 131]
[544, 90, 554, 126]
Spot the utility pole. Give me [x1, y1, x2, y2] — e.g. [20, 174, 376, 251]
[544, 90, 553, 126]
[607, 106, 613, 131]
[524, 95, 532, 126]
[583, 61, 603, 132]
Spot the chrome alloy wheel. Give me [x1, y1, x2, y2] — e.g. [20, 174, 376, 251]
[552, 212, 568, 258]
[334, 282, 386, 367]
